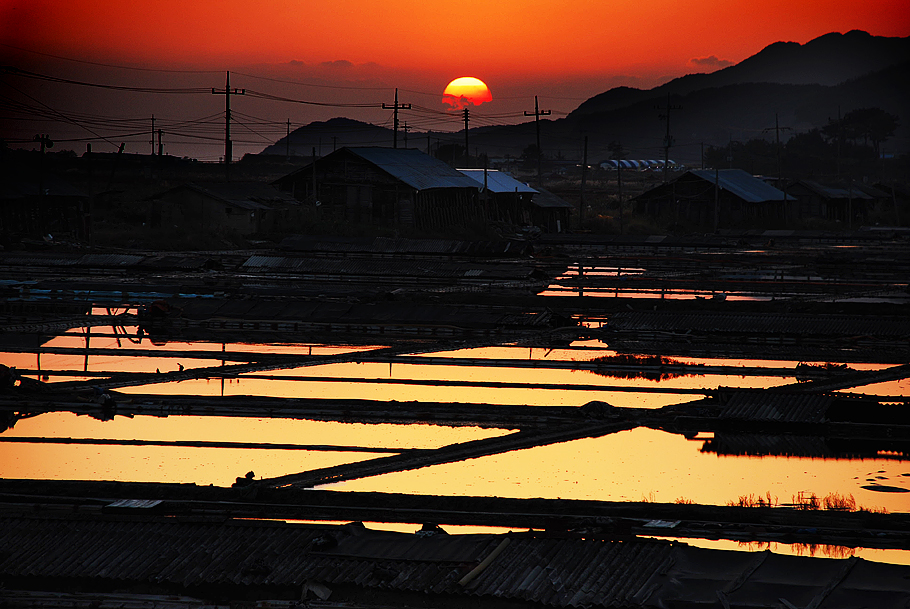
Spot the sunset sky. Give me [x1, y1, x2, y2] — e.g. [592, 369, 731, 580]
[2, 0, 909, 159]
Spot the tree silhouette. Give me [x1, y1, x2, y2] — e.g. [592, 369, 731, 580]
[824, 107, 899, 159]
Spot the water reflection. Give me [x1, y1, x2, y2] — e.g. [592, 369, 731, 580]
[1, 310, 908, 559]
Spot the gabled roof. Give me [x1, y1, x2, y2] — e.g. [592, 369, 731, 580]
[0, 175, 87, 199]
[278, 147, 480, 192]
[157, 181, 298, 210]
[457, 169, 537, 194]
[689, 169, 793, 202]
[532, 187, 576, 209]
[850, 182, 890, 199]
[347, 147, 480, 191]
[792, 180, 873, 200]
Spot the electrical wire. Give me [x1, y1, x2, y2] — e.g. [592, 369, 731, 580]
[232, 71, 391, 91]
[3, 67, 211, 94]
[0, 42, 223, 74]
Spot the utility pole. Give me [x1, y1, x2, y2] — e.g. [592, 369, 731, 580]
[762, 112, 791, 190]
[34, 134, 53, 199]
[157, 129, 163, 156]
[211, 71, 245, 180]
[312, 147, 317, 204]
[835, 105, 842, 180]
[579, 136, 588, 227]
[286, 119, 291, 160]
[610, 141, 626, 234]
[403, 122, 410, 148]
[524, 96, 551, 186]
[656, 92, 681, 183]
[150, 115, 156, 155]
[382, 88, 411, 149]
[463, 107, 470, 167]
[714, 168, 720, 232]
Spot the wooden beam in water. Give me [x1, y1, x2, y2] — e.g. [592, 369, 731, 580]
[0, 436, 415, 453]
[258, 420, 634, 488]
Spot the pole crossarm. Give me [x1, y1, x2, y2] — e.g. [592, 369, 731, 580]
[382, 88, 411, 148]
[525, 96, 551, 185]
[211, 71, 245, 176]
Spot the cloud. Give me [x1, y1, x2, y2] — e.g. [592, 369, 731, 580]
[319, 59, 354, 69]
[688, 55, 733, 70]
[442, 94, 473, 110]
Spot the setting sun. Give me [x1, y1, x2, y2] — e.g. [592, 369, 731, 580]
[442, 77, 492, 110]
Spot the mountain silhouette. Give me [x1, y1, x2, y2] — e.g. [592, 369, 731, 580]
[572, 30, 910, 116]
[261, 117, 398, 157]
[261, 31, 908, 165]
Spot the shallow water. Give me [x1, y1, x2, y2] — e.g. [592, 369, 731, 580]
[2, 321, 908, 563]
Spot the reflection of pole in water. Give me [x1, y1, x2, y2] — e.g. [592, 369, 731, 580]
[84, 324, 90, 373]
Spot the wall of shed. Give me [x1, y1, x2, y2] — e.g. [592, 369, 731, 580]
[633, 177, 787, 228]
[278, 153, 482, 230]
[0, 196, 87, 240]
[152, 190, 272, 235]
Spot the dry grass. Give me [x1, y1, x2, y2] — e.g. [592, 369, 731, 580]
[728, 492, 777, 508]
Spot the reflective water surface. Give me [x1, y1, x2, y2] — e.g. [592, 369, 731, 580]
[2, 318, 909, 564]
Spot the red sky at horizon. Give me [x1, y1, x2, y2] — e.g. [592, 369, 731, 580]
[2, 0, 908, 160]
[3, 0, 909, 81]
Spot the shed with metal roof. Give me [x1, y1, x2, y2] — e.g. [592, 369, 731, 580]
[457, 169, 572, 233]
[273, 147, 483, 231]
[787, 179, 877, 224]
[632, 169, 793, 229]
[150, 181, 300, 235]
[3, 514, 909, 608]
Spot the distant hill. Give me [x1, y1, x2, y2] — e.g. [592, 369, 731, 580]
[562, 61, 910, 161]
[572, 30, 910, 116]
[261, 117, 396, 157]
[259, 31, 909, 166]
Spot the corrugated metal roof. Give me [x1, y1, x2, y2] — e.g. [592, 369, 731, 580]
[689, 169, 793, 203]
[533, 187, 576, 209]
[0, 516, 671, 607]
[156, 182, 299, 210]
[718, 391, 832, 423]
[0, 175, 87, 199]
[239, 255, 536, 280]
[77, 254, 146, 267]
[4, 516, 908, 607]
[796, 180, 874, 200]
[457, 169, 537, 193]
[608, 311, 910, 337]
[278, 235, 533, 257]
[347, 147, 480, 191]
[174, 299, 564, 330]
[703, 433, 834, 457]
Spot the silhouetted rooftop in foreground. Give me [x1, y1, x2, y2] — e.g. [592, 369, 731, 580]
[2, 513, 908, 608]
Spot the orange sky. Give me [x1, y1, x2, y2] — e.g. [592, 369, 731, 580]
[2, 0, 908, 160]
[3, 0, 909, 78]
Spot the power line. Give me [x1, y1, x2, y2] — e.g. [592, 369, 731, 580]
[211, 71, 245, 174]
[2, 67, 211, 94]
[232, 71, 391, 91]
[525, 96, 551, 185]
[382, 88, 411, 148]
[656, 91, 682, 183]
[0, 42, 223, 73]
